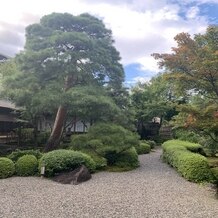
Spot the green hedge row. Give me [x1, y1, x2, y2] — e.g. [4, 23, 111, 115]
[162, 140, 214, 182]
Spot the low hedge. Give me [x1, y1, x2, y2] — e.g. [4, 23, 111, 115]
[140, 140, 156, 149]
[135, 143, 151, 155]
[39, 149, 96, 177]
[211, 167, 218, 180]
[0, 157, 15, 179]
[162, 140, 214, 182]
[7, 149, 43, 162]
[16, 155, 38, 176]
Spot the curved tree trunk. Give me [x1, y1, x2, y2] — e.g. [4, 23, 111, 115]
[45, 106, 67, 151]
[45, 75, 76, 151]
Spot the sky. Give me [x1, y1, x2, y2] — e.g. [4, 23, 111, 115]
[0, 0, 217, 86]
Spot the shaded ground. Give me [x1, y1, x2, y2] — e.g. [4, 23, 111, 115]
[0, 148, 217, 218]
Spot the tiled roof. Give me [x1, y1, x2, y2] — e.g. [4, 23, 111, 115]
[0, 100, 17, 109]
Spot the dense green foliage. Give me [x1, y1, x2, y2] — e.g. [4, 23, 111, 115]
[211, 167, 218, 180]
[7, 149, 43, 162]
[0, 12, 126, 149]
[16, 155, 38, 176]
[135, 142, 151, 154]
[39, 149, 96, 177]
[114, 147, 139, 168]
[84, 152, 107, 170]
[130, 74, 180, 139]
[0, 157, 15, 179]
[142, 140, 156, 149]
[71, 123, 139, 167]
[173, 128, 201, 143]
[162, 140, 214, 182]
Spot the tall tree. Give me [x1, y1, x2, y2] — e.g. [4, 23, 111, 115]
[152, 26, 218, 100]
[131, 74, 179, 139]
[153, 26, 218, 152]
[8, 13, 124, 151]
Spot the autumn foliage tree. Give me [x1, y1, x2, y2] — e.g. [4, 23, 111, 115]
[153, 26, 218, 154]
[152, 26, 218, 100]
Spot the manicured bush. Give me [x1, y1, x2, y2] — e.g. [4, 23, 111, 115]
[39, 149, 96, 177]
[75, 149, 107, 170]
[211, 167, 218, 180]
[8, 149, 43, 162]
[162, 140, 214, 182]
[163, 139, 204, 154]
[16, 155, 38, 176]
[135, 143, 151, 155]
[70, 123, 140, 168]
[145, 140, 156, 149]
[0, 158, 15, 179]
[114, 147, 139, 169]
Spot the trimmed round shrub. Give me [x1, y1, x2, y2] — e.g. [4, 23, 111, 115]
[146, 140, 156, 149]
[211, 167, 218, 180]
[16, 155, 38, 176]
[114, 147, 139, 169]
[135, 143, 151, 155]
[0, 157, 15, 179]
[140, 140, 156, 149]
[7, 149, 42, 162]
[39, 149, 96, 177]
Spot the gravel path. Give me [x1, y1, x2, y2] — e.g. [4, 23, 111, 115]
[0, 148, 217, 218]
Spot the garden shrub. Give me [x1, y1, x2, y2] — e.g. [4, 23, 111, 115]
[145, 140, 156, 149]
[211, 167, 218, 180]
[135, 143, 151, 154]
[8, 149, 43, 162]
[0, 157, 15, 179]
[163, 140, 204, 154]
[162, 140, 214, 182]
[75, 149, 107, 170]
[114, 147, 139, 169]
[71, 134, 89, 150]
[70, 123, 140, 168]
[39, 149, 96, 177]
[16, 155, 38, 176]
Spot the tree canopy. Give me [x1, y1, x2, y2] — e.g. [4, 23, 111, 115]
[0, 12, 125, 150]
[152, 26, 218, 100]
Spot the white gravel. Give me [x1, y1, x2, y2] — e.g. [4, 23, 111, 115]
[0, 148, 217, 218]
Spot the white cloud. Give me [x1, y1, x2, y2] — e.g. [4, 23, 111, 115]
[186, 7, 200, 19]
[0, 0, 213, 74]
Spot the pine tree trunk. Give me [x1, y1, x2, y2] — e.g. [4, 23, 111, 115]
[45, 75, 75, 151]
[45, 106, 67, 151]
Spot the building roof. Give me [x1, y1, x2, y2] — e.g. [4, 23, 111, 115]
[0, 100, 17, 110]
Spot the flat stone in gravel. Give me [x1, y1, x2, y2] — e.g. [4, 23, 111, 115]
[0, 148, 217, 218]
